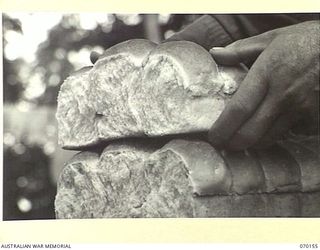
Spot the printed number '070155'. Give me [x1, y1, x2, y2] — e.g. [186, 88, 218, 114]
[300, 244, 319, 248]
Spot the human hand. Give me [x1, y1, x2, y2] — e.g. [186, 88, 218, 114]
[208, 21, 320, 151]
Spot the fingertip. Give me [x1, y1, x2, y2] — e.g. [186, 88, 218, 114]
[209, 47, 224, 52]
[208, 126, 227, 150]
[210, 47, 241, 66]
[209, 47, 226, 57]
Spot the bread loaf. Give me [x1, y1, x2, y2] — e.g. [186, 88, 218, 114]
[56, 66, 96, 148]
[253, 145, 301, 193]
[278, 140, 320, 191]
[55, 137, 320, 218]
[56, 39, 246, 149]
[55, 39, 319, 218]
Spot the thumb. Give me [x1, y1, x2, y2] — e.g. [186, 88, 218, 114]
[210, 31, 276, 66]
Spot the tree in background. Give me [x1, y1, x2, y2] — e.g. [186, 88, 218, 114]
[3, 14, 24, 103]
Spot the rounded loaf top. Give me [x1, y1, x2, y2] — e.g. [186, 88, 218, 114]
[96, 39, 157, 67]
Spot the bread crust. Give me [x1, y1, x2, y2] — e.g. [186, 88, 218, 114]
[55, 138, 320, 218]
[56, 39, 247, 149]
[98, 39, 157, 65]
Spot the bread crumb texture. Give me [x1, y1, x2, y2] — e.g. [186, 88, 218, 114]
[55, 138, 320, 218]
[56, 40, 247, 148]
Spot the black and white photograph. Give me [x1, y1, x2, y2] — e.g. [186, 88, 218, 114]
[2, 13, 320, 220]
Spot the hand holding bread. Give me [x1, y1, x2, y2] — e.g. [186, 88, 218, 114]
[55, 32, 320, 218]
[209, 21, 320, 150]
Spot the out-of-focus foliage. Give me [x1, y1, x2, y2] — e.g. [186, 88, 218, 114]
[3, 105, 77, 220]
[3, 143, 56, 220]
[3, 14, 199, 105]
[35, 14, 147, 105]
[35, 14, 198, 106]
[3, 14, 22, 45]
[3, 14, 24, 103]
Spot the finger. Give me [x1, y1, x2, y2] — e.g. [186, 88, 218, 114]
[210, 40, 265, 66]
[210, 32, 275, 66]
[224, 90, 284, 151]
[90, 51, 102, 64]
[164, 15, 220, 50]
[208, 57, 269, 149]
[253, 112, 302, 149]
[258, 63, 319, 147]
[225, 70, 313, 151]
[164, 33, 183, 42]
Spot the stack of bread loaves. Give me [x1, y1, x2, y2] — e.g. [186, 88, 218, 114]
[55, 39, 320, 218]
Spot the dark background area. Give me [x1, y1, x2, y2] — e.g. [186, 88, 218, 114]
[2, 13, 201, 220]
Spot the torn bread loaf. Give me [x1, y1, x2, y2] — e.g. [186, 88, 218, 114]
[56, 40, 156, 148]
[56, 39, 246, 149]
[55, 138, 320, 218]
[56, 66, 96, 148]
[128, 41, 245, 136]
[88, 39, 157, 141]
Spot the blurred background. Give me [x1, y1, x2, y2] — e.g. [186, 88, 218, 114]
[2, 13, 202, 220]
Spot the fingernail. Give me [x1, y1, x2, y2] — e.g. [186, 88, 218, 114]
[210, 47, 225, 52]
